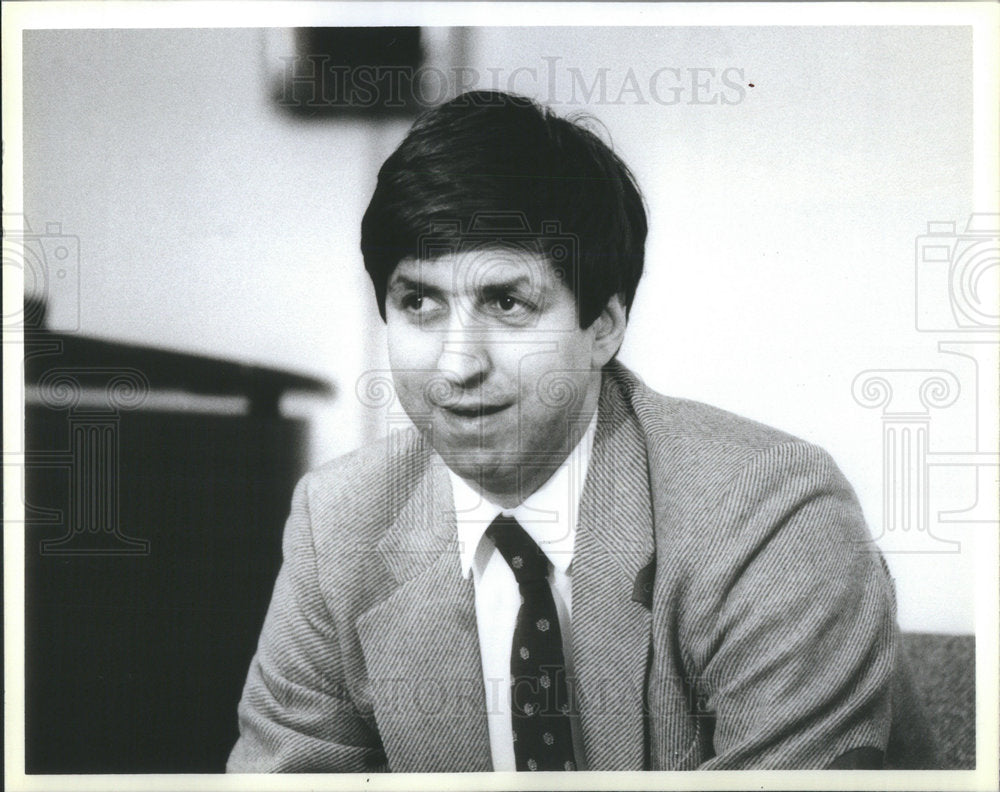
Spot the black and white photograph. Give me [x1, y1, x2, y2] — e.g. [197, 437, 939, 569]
[3, 2, 998, 790]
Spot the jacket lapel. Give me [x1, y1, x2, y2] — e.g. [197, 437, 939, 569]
[356, 449, 492, 772]
[572, 372, 656, 770]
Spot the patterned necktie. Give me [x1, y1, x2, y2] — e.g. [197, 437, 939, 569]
[486, 514, 576, 771]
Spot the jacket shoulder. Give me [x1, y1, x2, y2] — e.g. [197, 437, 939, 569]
[604, 362, 859, 547]
[609, 361, 804, 477]
[296, 429, 429, 554]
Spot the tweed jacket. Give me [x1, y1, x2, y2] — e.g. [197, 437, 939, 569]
[228, 361, 920, 772]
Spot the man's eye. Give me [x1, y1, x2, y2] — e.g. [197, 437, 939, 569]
[489, 294, 531, 316]
[401, 293, 439, 313]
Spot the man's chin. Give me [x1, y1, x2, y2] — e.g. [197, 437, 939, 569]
[434, 447, 520, 490]
[434, 447, 512, 473]
[426, 418, 509, 455]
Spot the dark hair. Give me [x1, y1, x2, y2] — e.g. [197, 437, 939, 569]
[360, 90, 647, 327]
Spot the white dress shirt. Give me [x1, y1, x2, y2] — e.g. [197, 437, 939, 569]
[450, 414, 597, 771]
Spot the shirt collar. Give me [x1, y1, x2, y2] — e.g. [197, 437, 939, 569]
[452, 413, 598, 580]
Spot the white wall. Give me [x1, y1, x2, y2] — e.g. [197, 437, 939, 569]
[22, 27, 990, 633]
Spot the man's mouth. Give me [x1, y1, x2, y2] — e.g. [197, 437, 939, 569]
[441, 402, 512, 418]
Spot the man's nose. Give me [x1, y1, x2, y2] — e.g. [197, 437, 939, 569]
[435, 319, 492, 389]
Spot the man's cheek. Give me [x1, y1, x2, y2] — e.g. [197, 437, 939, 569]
[394, 375, 427, 413]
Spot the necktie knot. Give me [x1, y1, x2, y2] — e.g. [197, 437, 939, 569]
[485, 515, 549, 584]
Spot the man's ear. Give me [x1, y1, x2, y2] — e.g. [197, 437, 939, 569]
[590, 294, 628, 368]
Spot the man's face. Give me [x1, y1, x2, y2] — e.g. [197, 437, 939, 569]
[385, 246, 605, 503]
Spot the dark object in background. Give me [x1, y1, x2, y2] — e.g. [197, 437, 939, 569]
[276, 27, 424, 117]
[894, 633, 976, 769]
[23, 298, 333, 773]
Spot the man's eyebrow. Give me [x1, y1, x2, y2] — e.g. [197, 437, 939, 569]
[477, 275, 535, 294]
[389, 273, 539, 296]
[387, 274, 438, 293]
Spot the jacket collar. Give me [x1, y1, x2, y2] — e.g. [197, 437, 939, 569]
[359, 367, 655, 771]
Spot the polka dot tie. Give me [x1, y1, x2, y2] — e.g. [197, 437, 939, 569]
[486, 515, 576, 772]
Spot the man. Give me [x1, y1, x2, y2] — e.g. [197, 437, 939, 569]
[228, 91, 930, 772]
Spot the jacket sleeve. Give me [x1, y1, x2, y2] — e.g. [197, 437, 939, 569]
[227, 475, 385, 772]
[681, 441, 898, 769]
